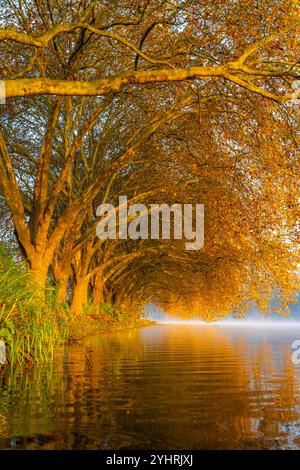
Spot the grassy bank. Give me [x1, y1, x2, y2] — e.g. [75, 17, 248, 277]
[68, 311, 155, 342]
[0, 244, 69, 367]
[0, 244, 150, 367]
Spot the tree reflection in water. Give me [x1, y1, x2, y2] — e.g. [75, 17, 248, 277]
[0, 325, 300, 450]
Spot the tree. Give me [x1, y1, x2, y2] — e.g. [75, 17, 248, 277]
[0, 0, 299, 318]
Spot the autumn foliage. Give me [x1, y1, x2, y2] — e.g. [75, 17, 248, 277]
[0, 0, 299, 320]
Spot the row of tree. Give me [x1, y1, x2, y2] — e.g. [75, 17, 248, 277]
[0, 0, 299, 319]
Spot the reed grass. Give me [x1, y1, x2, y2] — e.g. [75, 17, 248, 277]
[0, 243, 68, 367]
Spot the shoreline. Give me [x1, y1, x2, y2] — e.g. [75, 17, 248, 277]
[67, 318, 157, 343]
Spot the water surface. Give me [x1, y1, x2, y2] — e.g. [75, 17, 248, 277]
[1, 324, 300, 449]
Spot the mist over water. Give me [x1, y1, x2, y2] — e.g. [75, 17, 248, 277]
[145, 302, 300, 325]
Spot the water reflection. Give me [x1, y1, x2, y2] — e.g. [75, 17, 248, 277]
[0, 324, 300, 449]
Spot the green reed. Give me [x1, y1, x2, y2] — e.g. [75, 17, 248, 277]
[0, 243, 68, 367]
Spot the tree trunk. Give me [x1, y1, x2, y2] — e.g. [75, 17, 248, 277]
[93, 272, 104, 308]
[29, 255, 49, 301]
[52, 265, 70, 303]
[56, 273, 69, 303]
[71, 278, 89, 316]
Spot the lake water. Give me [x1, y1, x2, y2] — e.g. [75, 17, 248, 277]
[1, 323, 300, 450]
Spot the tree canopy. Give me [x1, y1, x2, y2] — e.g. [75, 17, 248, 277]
[0, 0, 299, 320]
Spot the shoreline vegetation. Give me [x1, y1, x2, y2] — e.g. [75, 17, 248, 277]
[0, 243, 154, 368]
